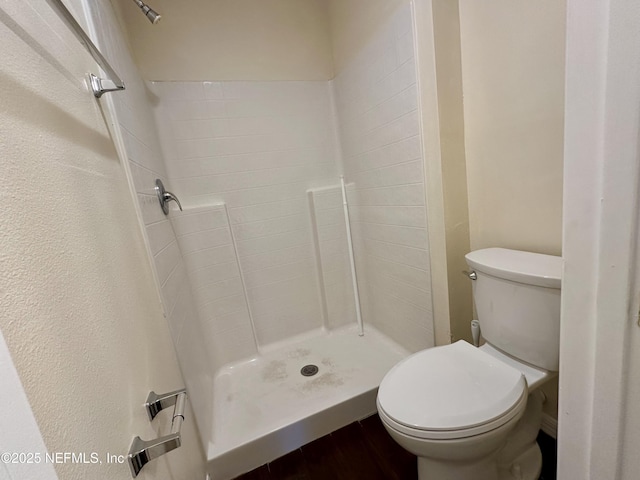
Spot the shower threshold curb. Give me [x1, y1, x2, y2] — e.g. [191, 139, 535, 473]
[208, 389, 377, 480]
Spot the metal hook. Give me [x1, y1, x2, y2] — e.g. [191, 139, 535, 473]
[155, 179, 182, 215]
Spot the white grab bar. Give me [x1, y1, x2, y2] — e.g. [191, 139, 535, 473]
[341, 176, 364, 336]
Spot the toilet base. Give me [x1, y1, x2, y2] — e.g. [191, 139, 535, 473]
[418, 454, 499, 480]
[416, 441, 541, 480]
[412, 391, 546, 480]
[498, 443, 542, 480]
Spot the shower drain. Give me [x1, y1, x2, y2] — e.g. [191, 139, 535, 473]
[300, 364, 319, 377]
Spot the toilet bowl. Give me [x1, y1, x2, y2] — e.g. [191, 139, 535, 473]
[376, 248, 562, 480]
[377, 341, 550, 480]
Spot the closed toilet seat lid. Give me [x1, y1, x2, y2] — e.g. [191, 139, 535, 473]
[377, 341, 527, 438]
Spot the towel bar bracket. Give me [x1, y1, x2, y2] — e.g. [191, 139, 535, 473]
[46, 0, 126, 98]
[128, 432, 181, 478]
[144, 388, 186, 421]
[89, 74, 125, 98]
[128, 389, 187, 477]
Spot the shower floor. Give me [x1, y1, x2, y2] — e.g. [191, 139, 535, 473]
[207, 324, 410, 480]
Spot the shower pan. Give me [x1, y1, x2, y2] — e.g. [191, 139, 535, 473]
[165, 190, 413, 477]
[210, 325, 408, 478]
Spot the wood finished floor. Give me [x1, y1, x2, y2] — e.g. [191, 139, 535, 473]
[234, 415, 557, 480]
[234, 414, 416, 480]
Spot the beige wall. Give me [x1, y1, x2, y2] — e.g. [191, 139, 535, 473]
[328, 0, 409, 74]
[0, 1, 204, 478]
[112, 0, 333, 80]
[459, 0, 565, 256]
[114, 0, 415, 82]
[458, 0, 566, 421]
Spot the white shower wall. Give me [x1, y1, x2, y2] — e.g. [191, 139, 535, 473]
[151, 81, 342, 365]
[150, 3, 433, 366]
[169, 205, 256, 367]
[308, 186, 358, 330]
[332, 4, 434, 352]
[85, 0, 214, 449]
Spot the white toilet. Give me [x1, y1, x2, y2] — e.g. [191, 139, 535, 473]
[376, 248, 561, 480]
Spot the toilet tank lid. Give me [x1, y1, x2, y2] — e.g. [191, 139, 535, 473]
[465, 248, 562, 288]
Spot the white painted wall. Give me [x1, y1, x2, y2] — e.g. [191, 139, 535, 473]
[0, 333, 58, 480]
[560, 0, 640, 478]
[111, 0, 333, 81]
[333, 4, 435, 353]
[458, 0, 565, 255]
[0, 0, 205, 478]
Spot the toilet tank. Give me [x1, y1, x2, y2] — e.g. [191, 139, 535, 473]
[465, 248, 562, 371]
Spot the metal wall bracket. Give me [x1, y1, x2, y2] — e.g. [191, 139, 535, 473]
[128, 389, 187, 477]
[45, 1, 126, 98]
[128, 432, 181, 478]
[144, 388, 186, 421]
[89, 74, 125, 98]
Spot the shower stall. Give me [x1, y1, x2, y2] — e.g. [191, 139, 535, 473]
[86, 0, 435, 478]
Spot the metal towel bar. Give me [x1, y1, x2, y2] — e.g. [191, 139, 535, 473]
[45, 0, 125, 97]
[128, 389, 187, 477]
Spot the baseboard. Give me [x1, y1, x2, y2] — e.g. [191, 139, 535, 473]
[540, 413, 558, 439]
